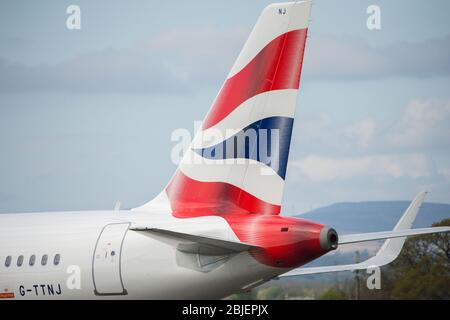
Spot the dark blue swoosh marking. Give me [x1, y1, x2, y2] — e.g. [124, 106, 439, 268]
[193, 116, 294, 179]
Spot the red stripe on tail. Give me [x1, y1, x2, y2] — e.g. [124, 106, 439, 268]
[202, 28, 308, 130]
[166, 171, 281, 216]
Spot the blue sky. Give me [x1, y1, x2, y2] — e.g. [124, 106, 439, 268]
[1, 0, 450, 213]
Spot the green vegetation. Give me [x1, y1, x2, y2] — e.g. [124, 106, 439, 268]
[318, 288, 347, 300]
[388, 218, 450, 299]
[256, 286, 285, 300]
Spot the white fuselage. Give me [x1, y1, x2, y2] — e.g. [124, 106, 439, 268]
[0, 211, 282, 299]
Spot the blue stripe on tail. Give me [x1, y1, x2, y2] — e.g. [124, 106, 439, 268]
[193, 116, 294, 179]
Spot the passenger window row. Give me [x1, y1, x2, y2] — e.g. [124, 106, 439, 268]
[4, 254, 60, 267]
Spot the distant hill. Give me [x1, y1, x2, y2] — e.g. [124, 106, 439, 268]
[296, 201, 450, 234]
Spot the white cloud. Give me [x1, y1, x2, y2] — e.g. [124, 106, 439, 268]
[2, 31, 450, 93]
[298, 113, 332, 141]
[291, 153, 431, 182]
[296, 99, 450, 154]
[304, 34, 450, 80]
[440, 168, 450, 180]
[345, 119, 377, 148]
[386, 99, 450, 148]
[0, 27, 247, 94]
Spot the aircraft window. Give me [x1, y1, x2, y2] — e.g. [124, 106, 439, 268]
[5, 256, 12, 267]
[53, 254, 60, 266]
[17, 255, 24, 267]
[41, 254, 48, 266]
[29, 254, 36, 266]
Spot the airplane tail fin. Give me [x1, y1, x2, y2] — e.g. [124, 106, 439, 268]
[134, 1, 312, 215]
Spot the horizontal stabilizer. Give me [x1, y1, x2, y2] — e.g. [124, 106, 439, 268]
[339, 226, 450, 244]
[281, 226, 450, 277]
[280, 191, 450, 277]
[130, 225, 261, 255]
